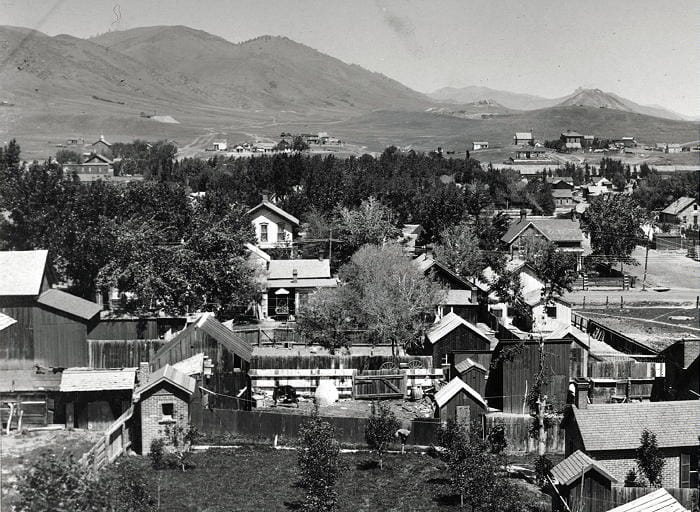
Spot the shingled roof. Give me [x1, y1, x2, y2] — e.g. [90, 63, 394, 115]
[572, 400, 700, 451]
[37, 289, 102, 321]
[550, 450, 617, 486]
[606, 488, 688, 512]
[426, 312, 492, 345]
[133, 364, 196, 401]
[60, 368, 136, 392]
[501, 218, 583, 244]
[433, 377, 487, 409]
[268, 259, 331, 280]
[661, 196, 696, 216]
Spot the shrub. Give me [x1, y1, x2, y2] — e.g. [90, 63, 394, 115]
[534, 455, 554, 488]
[149, 438, 166, 469]
[624, 468, 639, 487]
[364, 402, 400, 470]
[487, 423, 507, 455]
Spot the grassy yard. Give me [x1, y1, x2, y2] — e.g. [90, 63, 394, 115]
[140, 447, 550, 512]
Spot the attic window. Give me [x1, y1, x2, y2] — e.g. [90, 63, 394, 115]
[546, 306, 557, 318]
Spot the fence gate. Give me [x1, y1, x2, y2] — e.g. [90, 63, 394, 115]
[352, 373, 407, 399]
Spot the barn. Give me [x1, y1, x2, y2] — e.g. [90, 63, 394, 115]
[150, 314, 253, 409]
[433, 377, 487, 424]
[423, 312, 496, 370]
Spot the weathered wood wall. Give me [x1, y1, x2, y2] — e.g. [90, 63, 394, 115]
[484, 413, 565, 454]
[425, 322, 491, 368]
[88, 339, 168, 368]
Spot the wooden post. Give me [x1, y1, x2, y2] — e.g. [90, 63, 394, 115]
[642, 238, 650, 291]
[582, 296, 586, 309]
[605, 296, 609, 310]
[620, 296, 624, 310]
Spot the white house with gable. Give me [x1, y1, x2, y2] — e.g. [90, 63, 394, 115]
[247, 194, 300, 249]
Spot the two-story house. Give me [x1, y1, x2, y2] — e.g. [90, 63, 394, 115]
[560, 131, 583, 151]
[247, 194, 300, 249]
[659, 197, 698, 228]
[501, 214, 585, 267]
[513, 132, 534, 146]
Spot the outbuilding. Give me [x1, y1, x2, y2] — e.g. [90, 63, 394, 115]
[432, 377, 487, 424]
[550, 449, 618, 512]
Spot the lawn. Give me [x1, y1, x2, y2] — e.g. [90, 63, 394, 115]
[140, 447, 550, 512]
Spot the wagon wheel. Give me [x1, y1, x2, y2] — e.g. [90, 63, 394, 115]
[379, 361, 397, 371]
[407, 360, 423, 369]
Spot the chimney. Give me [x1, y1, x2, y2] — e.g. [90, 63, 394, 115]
[574, 378, 590, 409]
[519, 208, 527, 221]
[292, 269, 298, 283]
[262, 191, 269, 202]
[137, 362, 151, 386]
[317, 248, 324, 261]
[424, 245, 433, 259]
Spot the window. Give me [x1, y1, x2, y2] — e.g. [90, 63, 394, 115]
[260, 223, 268, 242]
[546, 306, 557, 318]
[161, 403, 174, 422]
[681, 452, 698, 488]
[441, 354, 449, 366]
[277, 224, 285, 242]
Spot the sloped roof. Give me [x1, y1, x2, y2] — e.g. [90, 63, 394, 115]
[37, 289, 102, 321]
[60, 368, 136, 392]
[133, 364, 196, 400]
[265, 278, 338, 289]
[172, 353, 205, 376]
[606, 488, 688, 512]
[501, 218, 583, 244]
[434, 377, 487, 409]
[561, 130, 583, 137]
[661, 197, 696, 216]
[246, 243, 271, 262]
[0, 250, 48, 296]
[0, 369, 62, 392]
[247, 200, 300, 225]
[550, 450, 617, 486]
[402, 224, 423, 236]
[0, 312, 17, 332]
[443, 289, 473, 306]
[268, 259, 331, 280]
[454, 357, 486, 375]
[552, 189, 573, 198]
[413, 253, 477, 290]
[83, 153, 112, 164]
[426, 312, 492, 345]
[515, 132, 533, 139]
[573, 400, 700, 451]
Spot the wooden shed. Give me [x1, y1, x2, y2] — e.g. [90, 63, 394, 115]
[150, 314, 253, 409]
[486, 338, 570, 414]
[433, 377, 487, 424]
[550, 450, 618, 512]
[452, 357, 487, 396]
[424, 312, 496, 369]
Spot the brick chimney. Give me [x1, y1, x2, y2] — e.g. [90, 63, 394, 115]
[292, 269, 298, 283]
[574, 378, 590, 409]
[137, 362, 150, 387]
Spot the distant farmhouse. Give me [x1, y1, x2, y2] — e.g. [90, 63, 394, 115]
[63, 153, 114, 182]
[212, 139, 228, 151]
[501, 213, 585, 263]
[472, 141, 489, 150]
[560, 130, 583, 151]
[513, 131, 534, 146]
[510, 146, 549, 163]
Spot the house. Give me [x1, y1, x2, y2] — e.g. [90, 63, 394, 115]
[548, 177, 575, 189]
[253, 142, 276, 153]
[432, 377, 487, 423]
[584, 177, 614, 198]
[582, 135, 594, 147]
[500, 214, 585, 262]
[400, 224, 423, 254]
[452, 357, 487, 396]
[550, 450, 618, 512]
[59, 368, 136, 431]
[666, 143, 683, 154]
[423, 312, 496, 369]
[563, 392, 700, 488]
[90, 134, 113, 157]
[472, 141, 489, 150]
[560, 131, 583, 151]
[606, 488, 690, 512]
[659, 197, 698, 228]
[132, 364, 196, 454]
[614, 136, 637, 148]
[150, 313, 253, 407]
[413, 252, 486, 322]
[514, 132, 534, 146]
[63, 153, 114, 182]
[512, 146, 547, 161]
[212, 139, 228, 151]
[552, 188, 575, 208]
[263, 258, 338, 320]
[247, 194, 300, 248]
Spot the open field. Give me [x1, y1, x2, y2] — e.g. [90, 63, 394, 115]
[136, 447, 551, 512]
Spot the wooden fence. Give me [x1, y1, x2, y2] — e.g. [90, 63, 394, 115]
[248, 367, 444, 399]
[484, 413, 565, 454]
[88, 339, 168, 368]
[79, 405, 135, 473]
[352, 373, 407, 399]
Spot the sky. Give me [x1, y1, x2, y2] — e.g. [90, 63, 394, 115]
[4, 0, 699, 116]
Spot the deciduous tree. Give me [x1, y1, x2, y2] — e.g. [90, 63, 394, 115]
[365, 402, 400, 470]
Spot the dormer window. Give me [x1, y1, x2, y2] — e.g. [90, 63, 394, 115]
[260, 223, 268, 242]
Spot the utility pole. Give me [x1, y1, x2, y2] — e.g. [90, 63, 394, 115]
[642, 235, 650, 291]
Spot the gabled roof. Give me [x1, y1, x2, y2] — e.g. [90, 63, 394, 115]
[246, 243, 271, 262]
[0, 250, 48, 296]
[60, 368, 136, 392]
[402, 224, 423, 236]
[433, 377, 487, 409]
[83, 153, 112, 164]
[92, 135, 112, 147]
[0, 312, 17, 332]
[550, 450, 617, 486]
[561, 130, 583, 137]
[268, 259, 331, 280]
[552, 189, 573, 198]
[572, 400, 700, 451]
[265, 278, 338, 289]
[606, 488, 688, 512]
[413, 253, 477, 290]
[426, 312, 492, 345]
[501, 218, 583, 244]
[453, 357, 486, 375]
[515, 132, 533, 139]
[133, 364, 196, 401]
[247, 200, 300, 226]
[661, 197, 696, 216]
[37, 289, 102, 321]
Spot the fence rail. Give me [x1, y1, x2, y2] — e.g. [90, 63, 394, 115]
[79, 405, 135, 473]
